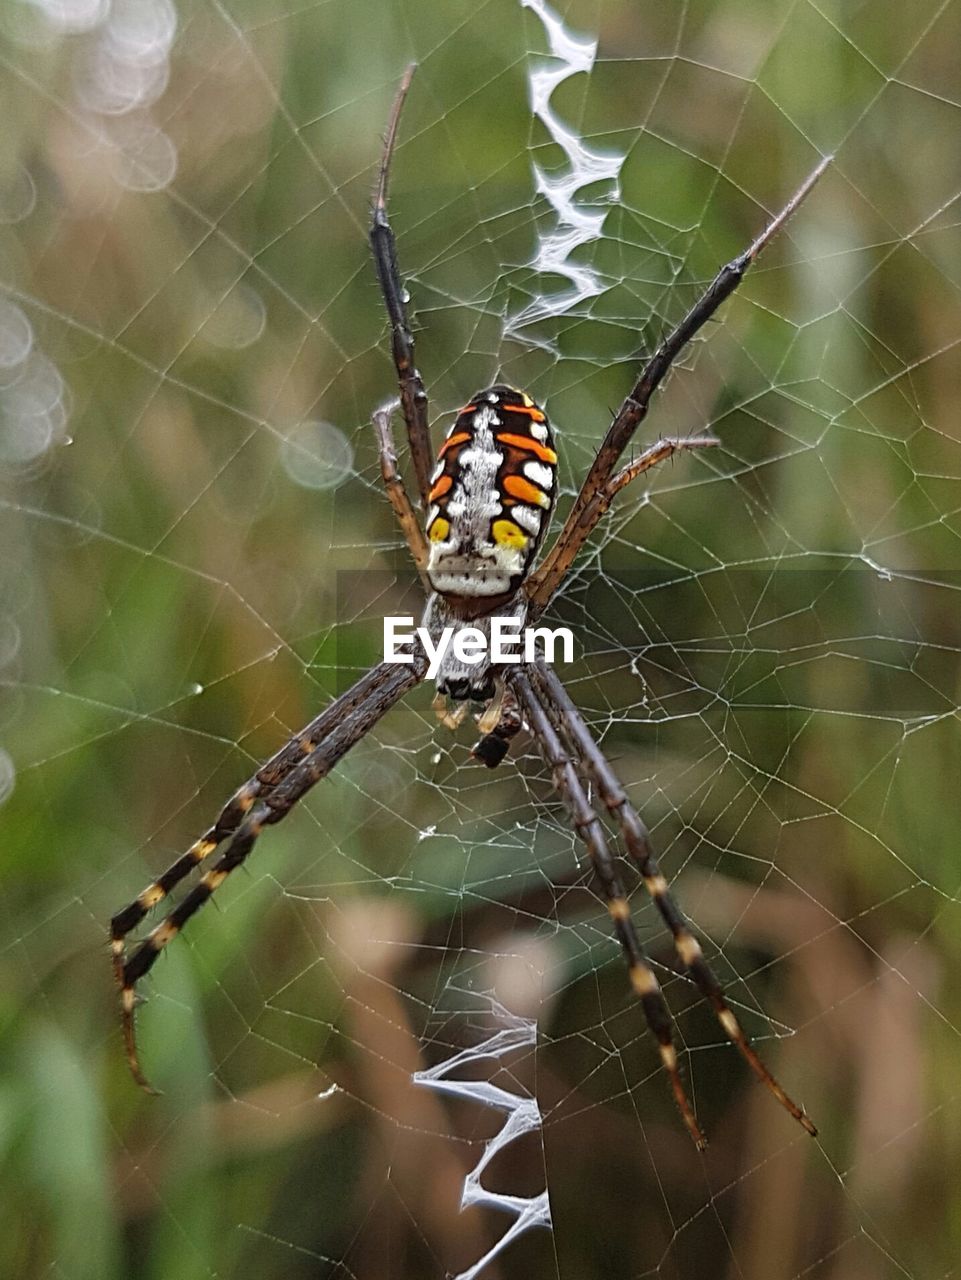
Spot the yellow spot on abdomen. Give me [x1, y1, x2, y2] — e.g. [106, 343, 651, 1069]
[492, 519, 529, 549]
[507, 392, 546, 422]
[429, 517, 450, 542]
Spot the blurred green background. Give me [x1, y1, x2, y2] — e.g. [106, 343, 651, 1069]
[2, 0, 961, 1277]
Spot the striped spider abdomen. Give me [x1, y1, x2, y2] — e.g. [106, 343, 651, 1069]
[425, 384, 557, 604]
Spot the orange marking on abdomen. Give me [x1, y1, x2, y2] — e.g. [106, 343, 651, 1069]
[503, 474, 550, 506]
[507, 403, 546, 422]
[495, 433, 557, 463]
[429, 474, 453, 502]
[438, 431, 470, 458]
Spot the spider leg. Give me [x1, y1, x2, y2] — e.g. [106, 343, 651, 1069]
[372, 403, 429, 584]
[528, 154, 831, 612]
[370, 63, 434, 509]
[114, 656, 426, 1092]
[509, 667, 706, 1149]
[111, 661, 411, 972]
[471, 682, 524, 768]
[530, 659, 817, 1138]
[525, 434, 719, 611]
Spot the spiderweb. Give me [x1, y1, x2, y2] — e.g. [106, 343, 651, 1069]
[3, 0, 961, 1276]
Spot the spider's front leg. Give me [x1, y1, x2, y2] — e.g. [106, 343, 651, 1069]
[111, 657, 425, 1092]
[110, 660, 407, 981]
[508, 665, 707, 1148]
[529, 659, 817, 1139]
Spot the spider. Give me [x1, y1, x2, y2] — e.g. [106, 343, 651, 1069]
[111, 64, 827, 1147]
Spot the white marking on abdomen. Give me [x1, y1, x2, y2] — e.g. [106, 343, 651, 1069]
[512, 506, 542, 534]
[523, 460, 553, 489]
[428, 404, 513, 597]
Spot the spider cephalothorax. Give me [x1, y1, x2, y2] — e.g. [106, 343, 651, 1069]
[111, 64, 828, 1148]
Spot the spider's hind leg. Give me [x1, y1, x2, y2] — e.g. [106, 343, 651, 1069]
[372, 404, 429, 585]
[369, 63, 434, 509]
